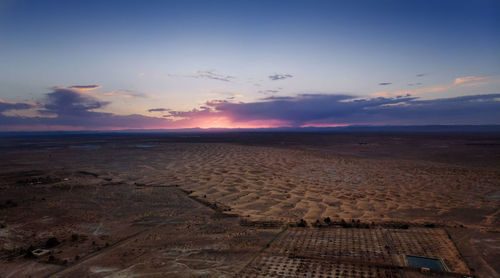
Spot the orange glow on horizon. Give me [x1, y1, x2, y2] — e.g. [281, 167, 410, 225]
[174, 116, 292, 129]
[300, 123, 351, 128]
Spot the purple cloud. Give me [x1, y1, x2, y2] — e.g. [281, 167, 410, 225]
[67, 85, 101, 90]
[2, 88, 500, 130]
[148, 108, 171, 113]
[204, 93, 500, 125]
[260, 96, 294, 101]
[1, 88, 169, 130]
[0, 100, 34, 112]
[42, 88, 110, 116]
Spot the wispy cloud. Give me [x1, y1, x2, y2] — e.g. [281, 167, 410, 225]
[100, 90, 149, 98]
[54, 85, 149, 99]
[416, 73, 426, 77]
[211, 91, 244, 100]
[373, 75, 497, 98]
[168, 70, 235, 82]
[378, 82, 392, 86]
[260, 96, 294, 100]
[407, 83, 423, 86]
[137, 70, 236, 82]
[269, 73, 293, 81]
[258, 89, 280, 94]
[196, 70, 234, 82]
[67, 85, 101, 90]
[453, 75, 489, 86]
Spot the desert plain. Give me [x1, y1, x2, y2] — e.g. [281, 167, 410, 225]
[0, 131, 499, 277]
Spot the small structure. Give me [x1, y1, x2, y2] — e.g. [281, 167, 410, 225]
[32, 249, 50, 257]
[405, 254, 449, 272]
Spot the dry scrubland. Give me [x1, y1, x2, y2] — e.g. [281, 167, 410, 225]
[0, 132, 498, 277]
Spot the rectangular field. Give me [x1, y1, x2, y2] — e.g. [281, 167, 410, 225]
[238, 227, 470, 278]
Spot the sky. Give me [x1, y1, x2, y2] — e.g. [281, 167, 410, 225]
[0, 0, 499, 130]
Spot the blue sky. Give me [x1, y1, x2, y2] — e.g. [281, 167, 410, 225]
[0, 0, 499, 130]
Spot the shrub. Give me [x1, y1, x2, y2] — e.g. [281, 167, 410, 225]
[340, 219, 351, 228]
[297, 219, 308, 227]
[45, 237, 60, 248]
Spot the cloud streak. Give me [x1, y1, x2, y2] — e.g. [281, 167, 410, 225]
[373, 75, 497, 97]
[269, 74, 293, 81]
[453, 76, 489, 86]
[168, 70, 235, 82]
[67, 85, 101, 90]
[55, 85, 148, 99]
[0, 99, 35, 112]
[258, 89, 281, 95]
[148, 108, 171, 113]
[100, 90, 149, 98]
[195, 70, 234, 82]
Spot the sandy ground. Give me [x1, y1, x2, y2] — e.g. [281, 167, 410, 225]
[0, 133, 498, 277]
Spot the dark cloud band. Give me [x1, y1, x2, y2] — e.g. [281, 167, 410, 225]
[1, 88, 500, 130]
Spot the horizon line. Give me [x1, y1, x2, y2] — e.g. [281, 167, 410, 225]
[2, 124, 500, 134]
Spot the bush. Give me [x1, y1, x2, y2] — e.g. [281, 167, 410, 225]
[340, 219, 352, 228]
[297, 219, 308, 227]
[23, 246, 36, 259]
[45, 237, 60, 248]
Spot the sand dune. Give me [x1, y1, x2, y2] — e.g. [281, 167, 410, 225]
[3, 141, 497, 227]
[134, 143, 497, 227]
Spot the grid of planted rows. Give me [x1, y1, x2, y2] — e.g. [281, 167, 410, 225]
[237, 227, 469, 278]
[239, 255, 401, 278]
[267, 228, 394, 264]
